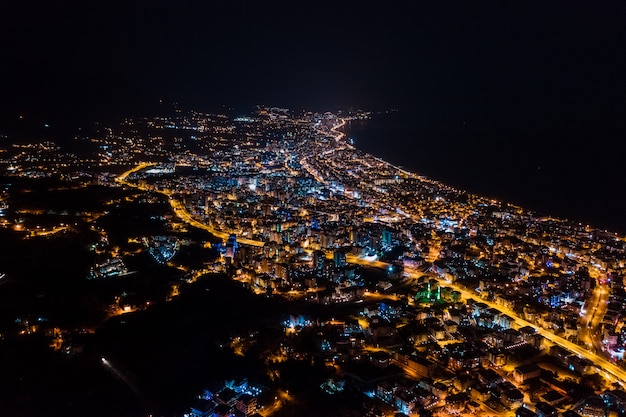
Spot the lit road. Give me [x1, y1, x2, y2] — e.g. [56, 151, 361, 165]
[346, 254, 626, 385]
[329, 118, 347, 141]
[117, 164, 265, 247]
[579, 284, 610, 355]
[29, 225, 69, 237]
[305, 119, 431, 226]
[101, 356, 142, 399]
[300, 118, 351, 185]
[258, 389, 293, 417]
[116, 162, 156, 183]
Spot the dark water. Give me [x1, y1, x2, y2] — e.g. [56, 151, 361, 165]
[345, 111, 626, 235]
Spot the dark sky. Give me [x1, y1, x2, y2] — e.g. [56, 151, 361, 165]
[1, 0, 626, 230]
[1, 0, 625, 129]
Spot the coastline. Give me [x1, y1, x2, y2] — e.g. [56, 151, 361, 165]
[342, 112, 626, 236]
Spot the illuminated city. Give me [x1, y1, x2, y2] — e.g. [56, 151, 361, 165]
[1, 1, 625, 417]
[1, 104, 626, 417]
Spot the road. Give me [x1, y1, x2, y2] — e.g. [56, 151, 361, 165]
[258, 389, 294, 417]
[579, 283, 610, 354]
[118, 164, 626, 384]
[346, 254, 626, 386]
[116, 163, 265, 247]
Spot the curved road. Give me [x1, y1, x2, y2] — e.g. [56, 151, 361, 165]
[118, 164, 625, 384]
[116, 163, 265, 247]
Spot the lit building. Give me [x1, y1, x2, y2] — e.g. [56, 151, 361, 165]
[225, 234, 237, 259]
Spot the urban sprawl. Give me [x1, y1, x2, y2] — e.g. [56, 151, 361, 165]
[2, 106, 626, 417]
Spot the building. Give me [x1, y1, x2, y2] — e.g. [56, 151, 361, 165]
[502, 389, 524, 409]
[516, 406, 538, 417]
[535, 401, 558, 417]
[225, 234, 238, 259]
[580, 395, 606, 417]
[235, 393, 257, 416]
[513, 363, 542, 384]
[394, 352, 433, 378]
[333, 250, 347, 268]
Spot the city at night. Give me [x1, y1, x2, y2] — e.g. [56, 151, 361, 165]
[1, 1, 626, 417]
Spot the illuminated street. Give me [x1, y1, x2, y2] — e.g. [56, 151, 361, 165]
[4, 106, 626, 417]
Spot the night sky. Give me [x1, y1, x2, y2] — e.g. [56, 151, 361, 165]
[2, 0, 625, 125]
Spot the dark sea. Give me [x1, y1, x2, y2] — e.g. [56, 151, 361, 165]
[345, 111, 626, 236]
